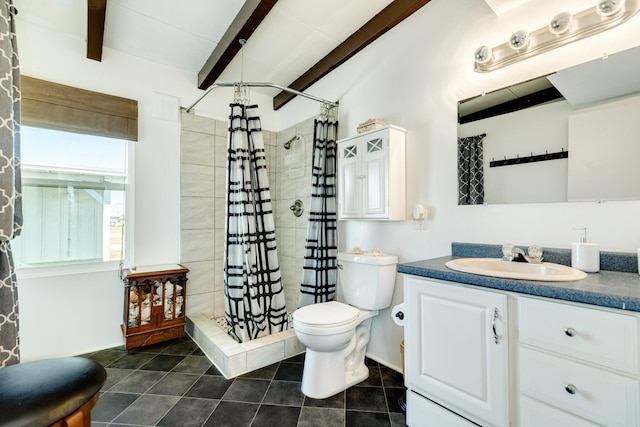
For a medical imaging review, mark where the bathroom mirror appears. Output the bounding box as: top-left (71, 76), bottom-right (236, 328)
top-left (457, 44), bottom-right (640, 205)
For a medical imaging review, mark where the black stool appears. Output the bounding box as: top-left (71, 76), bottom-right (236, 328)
top-left (0, 357), bottom-right (106, 427)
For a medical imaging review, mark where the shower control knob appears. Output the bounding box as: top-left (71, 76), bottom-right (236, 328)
top-left (290, 199), bottom-right (304, 217)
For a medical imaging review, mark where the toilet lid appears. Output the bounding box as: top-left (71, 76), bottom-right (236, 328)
top-left (294, 301), bottom-right (360, 327)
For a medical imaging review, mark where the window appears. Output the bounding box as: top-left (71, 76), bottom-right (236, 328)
top-left (16, 76), bottom-right (138, 270)
top-left (12, 126), bottom-right (130, 267)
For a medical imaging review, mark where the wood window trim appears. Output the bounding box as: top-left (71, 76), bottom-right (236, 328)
top-left (21, 76), bottom-right (138, 141)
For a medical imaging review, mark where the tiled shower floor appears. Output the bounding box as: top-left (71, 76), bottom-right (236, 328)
top-left (87, 337), bottom-right (407, 427)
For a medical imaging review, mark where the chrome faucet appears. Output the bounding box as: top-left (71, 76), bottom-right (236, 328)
top-left (511, 247), bottom-right (528, 262)
top-left (502, 243), bottom-right (543, 263)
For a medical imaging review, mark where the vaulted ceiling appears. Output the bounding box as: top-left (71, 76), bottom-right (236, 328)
top-left (17, 0), bottom-right (435, 109)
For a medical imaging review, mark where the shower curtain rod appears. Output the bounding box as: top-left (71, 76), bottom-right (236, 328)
top-left (184, 82), bottom-right (339, 113)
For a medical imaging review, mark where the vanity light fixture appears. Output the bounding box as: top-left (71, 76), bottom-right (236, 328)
top-left (474, 0), bottom-right (640, 72)
top-left (596, 0), bottom-right (625, 16)
top-left (549, 11), bottom-right (574, 35)
top-left (509, 30), bottom-right (530, 50)
top-left (474, 45), bottom-right (493, 64)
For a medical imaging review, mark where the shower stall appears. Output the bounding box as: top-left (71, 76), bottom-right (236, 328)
top-left (180, 110), bottom-right (326, 377)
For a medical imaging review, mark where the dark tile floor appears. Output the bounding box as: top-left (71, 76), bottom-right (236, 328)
top-left (86, 337), bottom-right (407, 427)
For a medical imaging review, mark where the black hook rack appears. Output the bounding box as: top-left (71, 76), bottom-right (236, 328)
top-left (489, 148), bottom-right (568, 168)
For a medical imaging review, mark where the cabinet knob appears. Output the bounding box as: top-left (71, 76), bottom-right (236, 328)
top-left (564, 327), bottom-right (576, 337)
top-left (564, 384), bottom-right (577, 394)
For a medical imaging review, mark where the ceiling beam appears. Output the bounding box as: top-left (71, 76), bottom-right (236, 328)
top-left (197, 0), bottom-right (279, 90)
top-left (87, 0), bottom-right (107, 61)
top-left (273, 0), bottom-right (432, 110)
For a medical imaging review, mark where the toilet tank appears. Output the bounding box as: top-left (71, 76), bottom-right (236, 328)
top-left (337, 251), bottom-right (398, 310)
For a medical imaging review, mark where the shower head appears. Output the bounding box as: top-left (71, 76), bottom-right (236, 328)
top-left (283, 135), bottom-right (300, 150)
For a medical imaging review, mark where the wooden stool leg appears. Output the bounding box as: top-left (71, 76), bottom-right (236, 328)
top-left (49, 393), bottom-right (99, 427)
top-left (62, 411), bottom-right (83, 427)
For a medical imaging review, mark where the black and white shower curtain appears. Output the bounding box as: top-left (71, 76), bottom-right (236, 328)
top-left (223, 103), bottom-right (288, 343)
top-left (457, 134), bottom-right (486, 205)
top-left (0, 0), bottom-right (22, 368)
top-left (298, 117), bottom-right (339, 308)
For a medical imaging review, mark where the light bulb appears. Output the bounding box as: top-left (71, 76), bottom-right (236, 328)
top-left (509, 30), bottom-right (530, 50)
top-left (474, 45), bottom-right (493, 64)
top-left (596, 0), bottom-right (625, 16)
top-left (549, 11), bottom-right (573, 34)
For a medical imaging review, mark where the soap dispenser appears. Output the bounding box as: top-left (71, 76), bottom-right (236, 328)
top-left (571, 228), bottom-right (599, 273)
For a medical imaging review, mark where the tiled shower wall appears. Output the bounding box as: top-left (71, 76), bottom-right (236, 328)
top-left (180, 111), bottom-right (316, 319)
top-left (273, 117), bottom-right (315, 312)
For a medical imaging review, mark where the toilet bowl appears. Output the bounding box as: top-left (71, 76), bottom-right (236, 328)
top-left (293, 301), bottom-right (377, 399)
top-left (293, 301), bottom-right (363, 350)
top-left (292, 250), bottom-right (398, 399)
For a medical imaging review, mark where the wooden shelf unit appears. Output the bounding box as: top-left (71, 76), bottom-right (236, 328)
top-left (121, 264), bottom-right (189, 353)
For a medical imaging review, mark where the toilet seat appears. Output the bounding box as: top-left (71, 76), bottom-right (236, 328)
top-left (293, 301), bottom-right (362, 335)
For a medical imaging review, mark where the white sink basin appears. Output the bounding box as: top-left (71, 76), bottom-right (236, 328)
top-left (445, 258), bottom-right (587, 282)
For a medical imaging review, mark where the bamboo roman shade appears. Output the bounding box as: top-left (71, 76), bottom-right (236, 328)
top-left (21, 76), bottom-right (138, 141)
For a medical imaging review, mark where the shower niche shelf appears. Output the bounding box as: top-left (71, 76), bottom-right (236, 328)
top-left (121, 264), bottom-right (189, 353)
top-left (337, 125), bottom-right (406, 220)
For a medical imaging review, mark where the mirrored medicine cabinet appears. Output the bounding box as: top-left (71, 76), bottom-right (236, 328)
top-left (457, 44), bottom-right (640, 205)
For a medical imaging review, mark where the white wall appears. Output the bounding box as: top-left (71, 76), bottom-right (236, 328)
top-left (18, 269), bottom-right (124, 361)
top-left (286, 0), bottom-right (640, 369)
top-left (15, 0), bottom-right (640, 368)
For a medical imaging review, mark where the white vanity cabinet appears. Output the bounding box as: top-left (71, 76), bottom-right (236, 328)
top-left (518, 296), bottom-right (640, 426)
top-left (404, 276), bottom-right (510, 427)
top-left (404, 272), bottom-right (640, 427)
top-left (337, 125), bottom-right (406, 220)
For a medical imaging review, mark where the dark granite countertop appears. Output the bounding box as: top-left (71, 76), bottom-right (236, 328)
top-left (398, 243), bottom-right (640, 313)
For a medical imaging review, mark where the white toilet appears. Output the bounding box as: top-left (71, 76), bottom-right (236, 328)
top-left (292, 250), bottom-right (398, 399)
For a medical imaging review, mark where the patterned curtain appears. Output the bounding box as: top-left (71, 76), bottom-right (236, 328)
top-left (298, 117), bottom-right (339, 308)
top-left (0, 0), bottom-right (22, 368)
top-left (223, 103), bottom-right (288, 343)
top-left (458, 133), bottom-right (486, 205)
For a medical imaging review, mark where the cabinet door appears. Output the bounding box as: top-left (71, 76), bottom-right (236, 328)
top-left (362, 132), bottom-right (388, 218)
top-left (405, 276), bottom-right (509, 427)
top-left (337, 126), bottom-right (405, 220)
top-left (337, 139), bottom-right (361, 218)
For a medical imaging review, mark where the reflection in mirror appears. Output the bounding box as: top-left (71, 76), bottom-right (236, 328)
top-left (457, 45), bottom-right (640, 205)
top-left (457, 134), bottom-right (486, 205)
